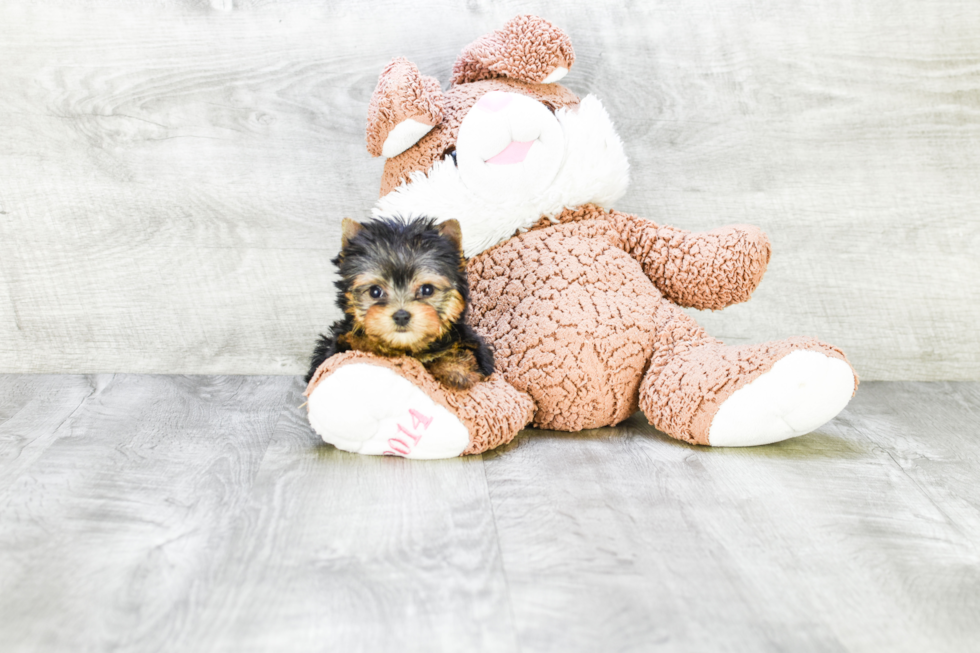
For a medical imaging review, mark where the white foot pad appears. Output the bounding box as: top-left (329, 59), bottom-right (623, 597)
top-left (708, 351), bottom-right (855, 447)
top-left (307, 364), bottom-right (470, 459)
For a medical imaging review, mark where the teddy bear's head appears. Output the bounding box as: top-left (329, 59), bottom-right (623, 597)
top-left (366, 15), bottom-right (631, 257)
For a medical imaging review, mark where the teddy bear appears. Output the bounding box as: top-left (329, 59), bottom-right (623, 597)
top-left (304, 15), bottom-right (857, 459)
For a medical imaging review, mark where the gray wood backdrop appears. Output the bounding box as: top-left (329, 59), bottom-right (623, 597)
top-left (1, 0), bottom-right (978, 379)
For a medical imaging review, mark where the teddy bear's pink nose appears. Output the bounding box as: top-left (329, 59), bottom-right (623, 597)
top-left (476, 92), bottom-right (513, 112)
top-left (486, 140), bottom-right (535, 165)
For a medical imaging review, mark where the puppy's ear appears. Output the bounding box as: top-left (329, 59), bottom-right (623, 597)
top-left (341, 218), bottom-right (364, 248)
top-left (437, 219), bottom-right (463, 253)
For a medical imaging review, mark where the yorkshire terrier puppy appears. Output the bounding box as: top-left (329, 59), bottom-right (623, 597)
top-left (304, 215), bottom-right (494, 390)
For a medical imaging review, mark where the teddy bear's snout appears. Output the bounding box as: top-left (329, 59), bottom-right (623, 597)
top-left (455, 91), bottom-right (565, 200)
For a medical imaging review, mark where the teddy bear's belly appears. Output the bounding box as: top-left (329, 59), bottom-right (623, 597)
top-left (468, 232), bottom-right (664, 431)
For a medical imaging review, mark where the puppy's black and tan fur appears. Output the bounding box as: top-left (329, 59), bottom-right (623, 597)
top-left (305, 215), bottom-right (494, 389)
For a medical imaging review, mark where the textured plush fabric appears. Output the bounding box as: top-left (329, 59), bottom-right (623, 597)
top-left (366, 57), bottom-right (445, 158)
top-left (468, 214), bottom-right (661, 430)
top-left (378, 77), bottom-right (579, 196)
top-left (305, 351), bottom-right (534, 455)
top-left (466, 205), bottom-right (781, 431)
top-left (608, 214), bottom-right (772, 311)
top-left (641, 337), bottom-right (854, 445)
top-left (316, 16), bottom-right (857, 454)
top-left (373, 94), bottom-right (630, 258)
top-left (538, 205), bottom-right (773, 310)
top-left (451, 14), bottom-right (575, 85)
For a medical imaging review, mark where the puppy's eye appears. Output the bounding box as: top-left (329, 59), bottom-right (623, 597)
top-left (369, 285), bottom-right (384, 299)
top-left (418, 284), bottom-right (435, 297)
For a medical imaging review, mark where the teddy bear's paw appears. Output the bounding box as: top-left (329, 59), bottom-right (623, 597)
top-left (708, 350), bottom-right (855, 447)
top-left (306, 364), bottom-right (470, 459)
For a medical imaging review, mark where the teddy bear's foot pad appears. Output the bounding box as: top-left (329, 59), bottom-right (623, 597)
top-left (307, 364), bottom-right (469, 458)
top-left (708, 350), bottom-right (855, 447)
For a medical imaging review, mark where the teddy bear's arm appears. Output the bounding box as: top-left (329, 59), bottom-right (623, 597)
top-left (608, 210), bottom-right (772, 310)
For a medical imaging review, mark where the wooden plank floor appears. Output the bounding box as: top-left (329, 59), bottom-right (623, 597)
top-left (1, 376), bottom-right (978, 652)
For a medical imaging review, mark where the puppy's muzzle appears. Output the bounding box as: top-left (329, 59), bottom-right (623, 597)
top-left (392, 309), bottom-right (411, 327)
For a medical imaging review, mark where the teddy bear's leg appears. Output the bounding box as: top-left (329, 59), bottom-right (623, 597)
top-left (305, 351), bottom-right (534, 458)
top-left (638, 305), bottom-right (857, 446)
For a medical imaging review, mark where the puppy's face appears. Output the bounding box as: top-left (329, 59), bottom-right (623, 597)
top-left (350, 269), bottom-right (464, 352)
top-left (337, 217), bottom-right (467, 353)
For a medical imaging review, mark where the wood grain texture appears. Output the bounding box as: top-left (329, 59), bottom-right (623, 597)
top-left (0, 374), bottom-right (292, 652)
top-left (172, 379), bottom-right (518, 653)
top-left (483, 384), bottom-right (980, 652)
top-left (0, 374), bottom-right (518, 653)
top-left (0, 375), bottom-right (103, 493)
top-left (0, 1), bottom-right (978, 378)
top-left (1, 375), bottom-right (980, 651)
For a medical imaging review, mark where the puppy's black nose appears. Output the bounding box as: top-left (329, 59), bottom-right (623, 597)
top-left (392, 309), bottom-right (411, 327)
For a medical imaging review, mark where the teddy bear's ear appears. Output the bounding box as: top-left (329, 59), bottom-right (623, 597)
top-left (366, 57), bottom-right (446, 158)
top-left (451, 15), bottom-right (575, 86)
